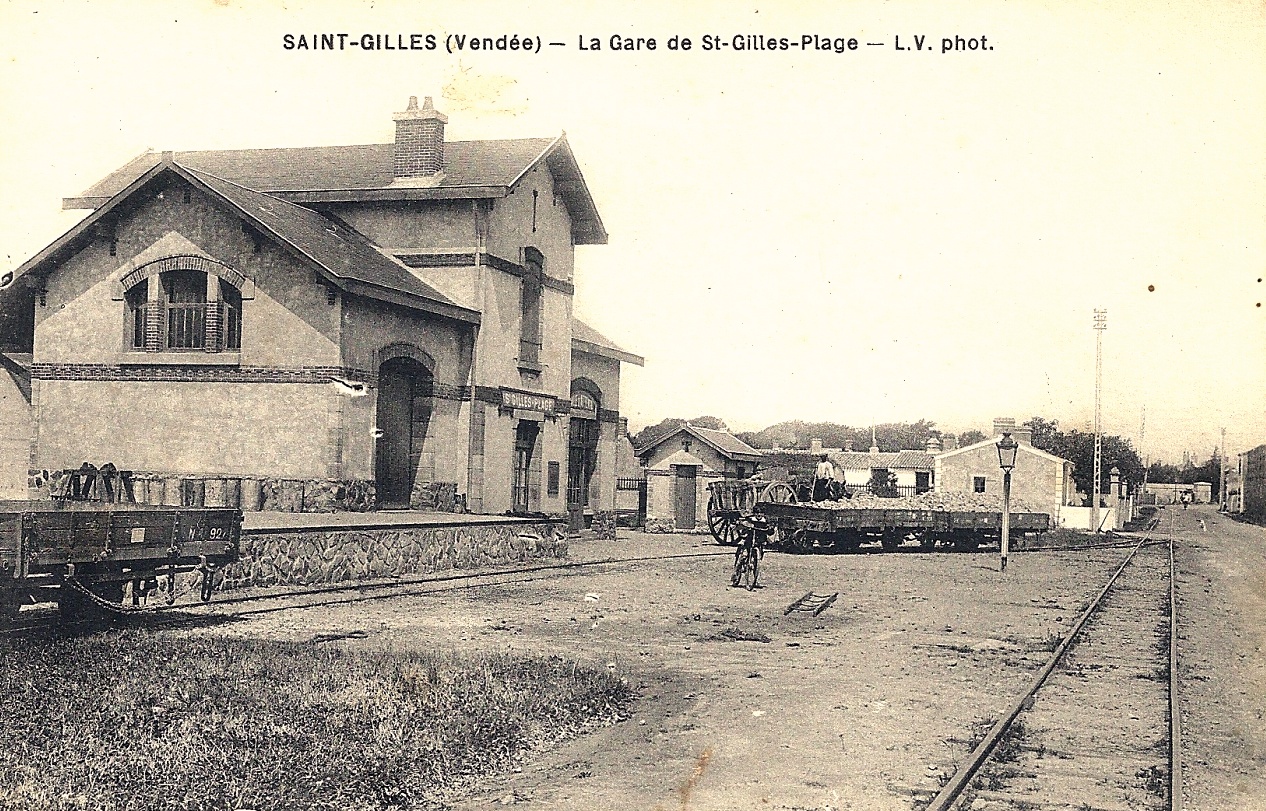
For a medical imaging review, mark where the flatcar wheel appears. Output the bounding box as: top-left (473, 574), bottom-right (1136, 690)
top-left (792, 530), bottom-right (815, 554)
top-left (918, 533), bottom-right (936, 552)
top-left (880, 533), bottom-right (901, 552)
top-left (758, 482), bottom-right (797, 504)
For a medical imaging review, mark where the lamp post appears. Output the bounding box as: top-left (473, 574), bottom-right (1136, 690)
top-left (996, 431), bottom-right (1019, 572)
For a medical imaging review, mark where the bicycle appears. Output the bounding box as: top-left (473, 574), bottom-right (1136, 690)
top-left (731, 514), bottom-right (773, 591)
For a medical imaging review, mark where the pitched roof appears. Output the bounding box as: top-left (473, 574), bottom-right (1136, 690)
top-left (935, 436), bottom-right (1073, 467)
top-left (824, 450), bottom-right (934, 470)
top-left (572, 317), bottom-right (644, 366)
top-left (71, 141), bottom-right (552, 199)
top-left (638, 424), bottom-right (763, 461)
top-left (13, 160), bottom-right (480, 325)
top-left (893, 450), bottom-right (936, 469)
top-left (65, 136), bottom-right (607, 244)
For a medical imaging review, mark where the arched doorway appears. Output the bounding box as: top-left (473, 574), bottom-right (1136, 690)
top-left (374, 356), bottom-right (433, 509)
top-left (567, 383), bottom-right (601, 529)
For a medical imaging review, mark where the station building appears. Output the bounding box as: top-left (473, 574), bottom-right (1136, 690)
top-left (0, 97), bottom-right (642, 518)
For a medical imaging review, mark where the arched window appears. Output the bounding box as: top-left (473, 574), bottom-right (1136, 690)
top-left (125, 266), bottom-right (242, 352)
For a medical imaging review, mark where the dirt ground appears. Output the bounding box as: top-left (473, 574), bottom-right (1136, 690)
top-left (189, 529), bottom-right (1156, 810)
top-left (180, 508), bottom-right (1266, 810)
top-left (1170, 506), bottom-right (1266, 810)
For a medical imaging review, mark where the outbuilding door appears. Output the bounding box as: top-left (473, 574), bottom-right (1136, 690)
top-left (674, 465), bottom-right (697, 530)
top-left (375, 357), bottom-right (432, 509)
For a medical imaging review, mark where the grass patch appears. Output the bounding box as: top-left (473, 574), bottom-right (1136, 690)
top-left (0, 630), bottom-right (633, 810)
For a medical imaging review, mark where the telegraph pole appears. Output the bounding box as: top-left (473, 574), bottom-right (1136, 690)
top-left (1140, 404), bottom-right (1148, 502)
top-left (1220, 427), bottom-right (1227, 509)
top-left (1092, 310), bottom-right (1107, 533)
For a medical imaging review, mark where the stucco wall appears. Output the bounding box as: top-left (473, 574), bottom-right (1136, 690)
top-left (324, 200), bottom-right (475, 252)
top-left (0, 369), bottom-right (31, 498)
top-left (487, 163), bottom-right (575, 283)
top-left (34, 379), bottom-right (332, 477)
top-left (35, 179), bottom-right (340, 367)
top-left (339, 295), bottom-right (475, 484)
top-left (1242, 445), bottom-right (1266, 518)
top-left (643, 433), bottom-right (728, 473)
top-left (645, 467), bottom-right (722, 531)
top-left (935, 444), bottom-right (1070, 518)
top-left (572, 351), bottom-right (621, 414)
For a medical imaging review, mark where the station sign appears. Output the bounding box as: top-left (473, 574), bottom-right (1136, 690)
top-left (500, 388), bottom-right (554, 415)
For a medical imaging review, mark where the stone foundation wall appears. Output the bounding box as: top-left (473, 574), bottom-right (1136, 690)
top-left (219, 520), bottom-right (566, 590)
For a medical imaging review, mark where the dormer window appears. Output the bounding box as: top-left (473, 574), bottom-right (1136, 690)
top-left (125, 269), bottom-right (242, 352)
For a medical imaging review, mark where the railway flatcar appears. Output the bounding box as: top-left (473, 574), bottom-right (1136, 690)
top-left (0, 465), bottom-right (241, 623)
top-left (706, 478), bottom-right (1050, 553)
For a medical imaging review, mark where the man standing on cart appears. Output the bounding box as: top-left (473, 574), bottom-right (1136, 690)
top-left (813, 454), bottom-right (836, 502)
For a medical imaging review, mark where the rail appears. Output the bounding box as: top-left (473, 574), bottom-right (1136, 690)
top-left (923, 528), bottom-right (1176, 811)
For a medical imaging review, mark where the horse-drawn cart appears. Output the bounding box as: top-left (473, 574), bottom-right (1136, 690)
top-left (706, 478), bottom-right (796, 545)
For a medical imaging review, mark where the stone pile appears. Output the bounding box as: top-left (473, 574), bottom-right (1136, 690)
top-left (802, 491), bottom-right (1042, 513)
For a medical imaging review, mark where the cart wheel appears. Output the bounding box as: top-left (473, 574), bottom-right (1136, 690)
top-left (707, 501), bottom-right (738, 546)
top-left (759, 482), bottom-right (797, 504)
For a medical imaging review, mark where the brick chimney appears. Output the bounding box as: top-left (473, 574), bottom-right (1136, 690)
top-left (992, 417), bottom-right (1017, 437)
top-left (393, 95), bottom-right (447, 180)
top-left (810, 438), bottom-right (823, 454)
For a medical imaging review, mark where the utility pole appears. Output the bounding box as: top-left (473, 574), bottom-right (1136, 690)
top-left (1092, 309), bottom-right (1107, 533)
top-left (1140, 405), bottom-right (1148, 503)
top-left (1220, 427), bottom-right (1227, 509)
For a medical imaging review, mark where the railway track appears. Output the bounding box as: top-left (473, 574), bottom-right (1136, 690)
top-left (0, 547), bottom-right (735, 635)
top-left (3, 537), bottom-right (1172, 636)
top-left (924, 535), bottom-right (1180, 811)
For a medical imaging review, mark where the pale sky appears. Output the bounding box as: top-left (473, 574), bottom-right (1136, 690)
top-left (2, 0), bottom-right (1263, 462)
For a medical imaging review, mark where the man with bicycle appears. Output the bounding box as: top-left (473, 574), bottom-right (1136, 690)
top-left (731, 512), bottom-right (775, 590)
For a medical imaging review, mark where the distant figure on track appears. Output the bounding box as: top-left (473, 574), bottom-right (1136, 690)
top-left (813, 454), bottom-right (836, 502)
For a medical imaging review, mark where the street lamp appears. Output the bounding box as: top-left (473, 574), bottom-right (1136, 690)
top-left (996, 432), bottom-right (1019, 572)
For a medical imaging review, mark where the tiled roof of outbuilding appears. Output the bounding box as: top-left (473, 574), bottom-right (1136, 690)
top-left (637, 424), bottom-right (763, 462)
top-left (690, 426), bottom-right (763, 459)
top-left (827, 451), bottom-right (934, 470)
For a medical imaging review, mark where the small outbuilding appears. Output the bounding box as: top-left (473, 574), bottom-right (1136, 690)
top-left (636, 425), bottom-right (763, 531)
top-left (934, 419), bottom-right (1075, 523)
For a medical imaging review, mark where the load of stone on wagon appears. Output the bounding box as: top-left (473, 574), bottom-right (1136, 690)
top-left (707, 478), bottom-right (1049, 553)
